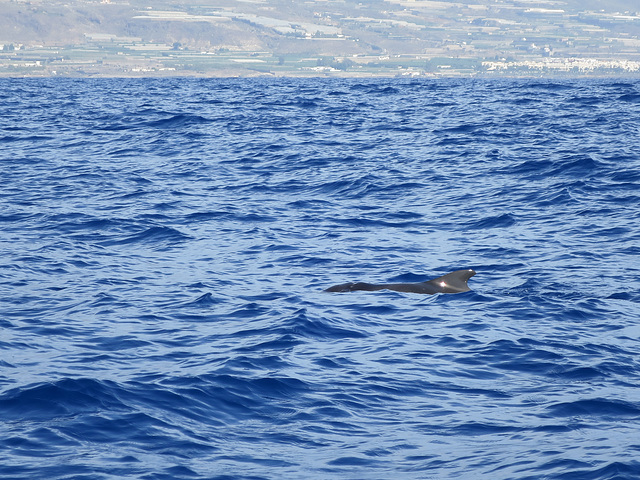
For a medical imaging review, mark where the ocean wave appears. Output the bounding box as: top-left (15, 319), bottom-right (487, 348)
top-left (1, 77), bottom-right (640, 480)
top-left (99, 226), bottom-right (191, 247)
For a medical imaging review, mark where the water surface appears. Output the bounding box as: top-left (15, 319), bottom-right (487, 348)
top-left (1, 77), bottom-right (639, 479)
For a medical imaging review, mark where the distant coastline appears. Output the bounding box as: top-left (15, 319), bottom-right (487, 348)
top-left (2, 0), bottom-right (640, 78)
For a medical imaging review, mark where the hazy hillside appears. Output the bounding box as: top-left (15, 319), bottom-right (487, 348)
top-left (2, 0), bottom-right (640, 76)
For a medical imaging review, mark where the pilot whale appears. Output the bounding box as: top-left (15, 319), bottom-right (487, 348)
top-left (325, 269), bottom-right (476, 294)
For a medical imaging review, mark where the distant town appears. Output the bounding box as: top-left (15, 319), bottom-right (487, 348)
top-left (2, 0), bottom-right (640, 77)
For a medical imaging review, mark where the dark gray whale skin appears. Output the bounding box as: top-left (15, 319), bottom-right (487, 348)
top-left (325, 269), bottom-right (476, 294)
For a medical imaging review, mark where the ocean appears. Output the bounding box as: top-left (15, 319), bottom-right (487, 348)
top-left (1, 77), bottom-right (639, 480)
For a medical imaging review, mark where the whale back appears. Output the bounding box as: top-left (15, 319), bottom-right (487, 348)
top-left (325, 269), bottom-right (476, 294)
top-left (325, 282), bottom-right (383, 293)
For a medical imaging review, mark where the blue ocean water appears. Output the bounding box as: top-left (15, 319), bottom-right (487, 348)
top-left (1, 76), bottom-right (639, 480)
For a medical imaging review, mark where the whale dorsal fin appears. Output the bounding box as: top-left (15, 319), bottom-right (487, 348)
top-left (424, 269), bottom-right (476, 293)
